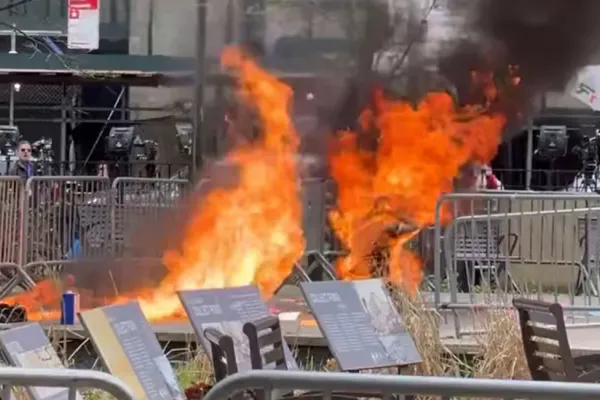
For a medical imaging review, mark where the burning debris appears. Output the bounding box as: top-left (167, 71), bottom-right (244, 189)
top-left (328, 88), bottom-right (505, 292)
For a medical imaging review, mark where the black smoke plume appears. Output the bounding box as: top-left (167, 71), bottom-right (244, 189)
top-left (441, 0), bottom-right (600, 112)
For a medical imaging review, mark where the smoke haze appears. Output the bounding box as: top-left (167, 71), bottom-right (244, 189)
top-left (441, 0), bottom-right (600, 109)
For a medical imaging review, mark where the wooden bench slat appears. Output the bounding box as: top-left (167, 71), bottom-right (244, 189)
top-left (527, 324), bottom-right (561, 341)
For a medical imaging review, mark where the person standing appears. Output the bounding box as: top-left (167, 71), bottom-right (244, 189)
top-left (9, 140), bottom-right (35, 179)
top-left (477, 164), bottom-right (503, 190)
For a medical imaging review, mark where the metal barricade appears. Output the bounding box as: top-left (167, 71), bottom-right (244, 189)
top-left (0, 366), bottom-right (135, 399)
top-left (0, 177), bottom-right (24, 265)
top-left (433, 191), bottom-right (600, 336)
top-left (111, 177), bottom-right (189, 258)
top-left (21, 176), bottom-right (112, 280)
top-left (204, 369), bottom-right (600, 400)
top-left (0, 262), bottom-right (35, 300)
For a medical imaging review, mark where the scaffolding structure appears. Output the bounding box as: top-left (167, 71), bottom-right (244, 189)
top-left (0, 27), bottom-right (196, 175)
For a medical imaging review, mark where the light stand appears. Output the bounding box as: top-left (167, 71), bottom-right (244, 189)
top-left (536, 125), bottom-right (568, 190)
top-left (0, 125), bottom-right (19, 175)
top-left (105, 126), bottom-right (135, 177)
top-left (176, 123), bottom-right (193, 156)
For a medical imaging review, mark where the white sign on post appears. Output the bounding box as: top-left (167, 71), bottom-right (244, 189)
top-left (569, 66), bottom-right (600, 111)
top-left (67, 0), bottom-right (100, 50)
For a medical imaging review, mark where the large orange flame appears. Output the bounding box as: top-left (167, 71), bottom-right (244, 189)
top-left (136, 47), bottom-right (305, 320)
top-left (5, 47), bottom-right (305, 321)
top-left (328, 89), bottom-right (506, 292)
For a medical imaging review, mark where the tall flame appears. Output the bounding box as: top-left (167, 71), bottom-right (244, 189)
top-left (5, 47), bottom-right (305, 321)
top-left (328, 89), bottom-right (506, 292)
top-left (136, 47), bottom-right (305, 320)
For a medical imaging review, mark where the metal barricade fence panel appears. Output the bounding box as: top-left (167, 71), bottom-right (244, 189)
top-left (433, 192), bottom-right (600, 335)
top-left (0, 366), bottom-right (135, 400)
top-left (203, 369), bottom-right (600, 400)
top-left (0, 177), bottom-right (24, 265)
top-left (22, 176), bottom-right (112, 273)
top-left (111, 177), bottom-right (189, 259)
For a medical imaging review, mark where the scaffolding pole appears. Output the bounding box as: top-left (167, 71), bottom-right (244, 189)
top-left (60, 84), bottom-right (67, 174)
top-left (192, 0), bottom-right (208, 182)
top-left (526, 118), bottom-right (534, 190)
top-left (8, 82), bottom-right (14, 126)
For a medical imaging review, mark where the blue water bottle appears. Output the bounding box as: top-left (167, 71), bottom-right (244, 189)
top-left (60, 291), bottom-right (79, 325)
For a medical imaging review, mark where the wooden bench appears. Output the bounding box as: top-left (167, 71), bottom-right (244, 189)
top-left (513, 298), bottom-right (600, 382)
top-left (204, 327), bottom-right (239, 382)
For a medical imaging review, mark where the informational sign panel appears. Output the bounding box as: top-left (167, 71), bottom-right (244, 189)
top-left (80, 302), bottom-right (184, 400)
top-left (67, 0), bottom-right (100, 50)
top-left (178, 285), bottom-right (298, 372)
top-left (300, 279), bottom-right (421, 371)
top-left (0, 323), bottom-right (82, 400)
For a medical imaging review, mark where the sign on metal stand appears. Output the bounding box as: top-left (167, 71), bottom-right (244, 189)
top-left (80, 302), bottom-right (185, 400)
top-left (178, 286), bottom-right (298, 372)
top-left (300, 279), bottom-right (421, 371)
top-left (0, 323), bottom-right (83, 400)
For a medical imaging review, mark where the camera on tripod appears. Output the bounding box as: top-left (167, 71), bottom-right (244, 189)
top-left (31, 137), bottom-right (53, 160)
top-left (569, 124), bottom-right (600, 192)
top-left (131, 136), bottom-right (158, 162)
top-left (573, 123), bottom-right (599, 168)
top-left (31, 137), bottom-right (55, 175)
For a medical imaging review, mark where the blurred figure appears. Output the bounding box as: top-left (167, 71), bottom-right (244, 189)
top-left (97, 163), bottom-right (109, 178)
top-left (9, 140), bottom-right (34, 179)
top-left (476, 164), bottom-right (503, 190)
top-left (455, 164), bottom-right (479, 192)
top-left (456, 163), bottom-right (503, 191)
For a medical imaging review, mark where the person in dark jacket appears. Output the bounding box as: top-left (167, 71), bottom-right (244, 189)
top-left (9, 140), bottom-right (34, 179)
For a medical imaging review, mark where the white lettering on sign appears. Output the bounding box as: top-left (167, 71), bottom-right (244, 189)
top-left (113, 320), bottom-right (138, 335)
top-left (309, 292), bottom-right (342, 303)
top-left (192, 304), bottom-right (223, 317)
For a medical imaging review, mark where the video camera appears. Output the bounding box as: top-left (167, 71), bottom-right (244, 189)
top-left (31, 137), bottom-right (53, 160)
top-left (31, 137), bottom-right (55, 175)
top-left (131, 136), bottom-right (157, 160)
top-left (573, 124), bottom-right (600, 178)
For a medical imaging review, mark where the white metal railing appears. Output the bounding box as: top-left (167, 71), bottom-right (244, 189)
top-left (0, 367), bottom-right (135, 400)
top-left (203, 370), bottom-right (600, 400)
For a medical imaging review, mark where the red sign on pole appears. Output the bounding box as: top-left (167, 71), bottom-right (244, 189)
top-left (67, 0), bottom-right (100, 50)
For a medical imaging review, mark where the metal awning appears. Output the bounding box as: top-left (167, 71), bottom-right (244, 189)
top-left (0, 52), bottom-right (355, 86)
top-left (0, 53), bottom-right (195, 86)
